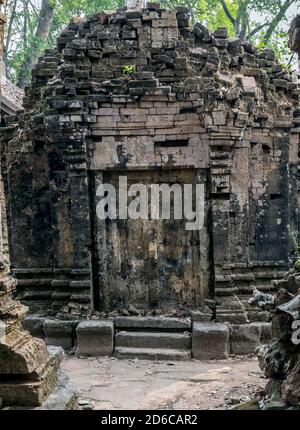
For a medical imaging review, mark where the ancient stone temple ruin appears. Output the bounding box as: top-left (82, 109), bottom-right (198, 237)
top-left (0, 4), bottom-right (299, 360)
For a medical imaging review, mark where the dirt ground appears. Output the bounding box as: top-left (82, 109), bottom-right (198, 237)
top-left (61, 355), bottom-right (265, 410)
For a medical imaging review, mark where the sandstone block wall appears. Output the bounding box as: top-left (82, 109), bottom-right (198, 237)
top-left (0, 5), bottom-right (299, 322)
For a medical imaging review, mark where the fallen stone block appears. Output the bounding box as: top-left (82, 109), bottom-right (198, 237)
top-left (192, 323), bottom-right (229, 360)
top-left (76, 320), bottom-right (114, 356)
top-left (240, 76), bottom-right (257, 95)
top-left (189, 310), bottom-right (211, 323)
top-left (214, 28), bottom-right (228, 39)
top-left (230, 323), bottom-right (269, 355)
top-left (43, 319), bottom-right (75, 350)
top-left (23, 314), bottom-right (45, 339)
top-left (212, 37), bottom-right (228, 49)
top-left (115, 331), bottom-right (191, 350)
top-left (115, 347), bottom-right (191, 361)
top-left (115, 316), bottom-right (191, 331)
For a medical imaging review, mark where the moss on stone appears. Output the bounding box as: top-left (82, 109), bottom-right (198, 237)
top-left (294, 259), bottom-right (300, 272)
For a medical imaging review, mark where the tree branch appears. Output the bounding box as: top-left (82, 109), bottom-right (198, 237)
top-left (286, 52), bottom-right (295, 68)
top-left (219, 0), bottom-right (236, 26)
top-left (28, 0), bottom-right (39, 18)
top-left (263, 0), bottom-right (296, 43)
top-left (4, 0), bottom-right (18, 66)
top-left (248, 22), bottom-right (270, 39)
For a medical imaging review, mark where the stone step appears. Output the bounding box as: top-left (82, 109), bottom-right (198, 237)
top-left (35, 371), bottom-right (78, 410)
top-left (5, 371), bottom-right (78, 410)
top-left (115, 347), bottom-right (191, 361)
top-left (114, 316), bottom-right (191, 331)
top-left (115, 331), bottom-right (191, 350)
top-left (0, 346), bottom-right (64, 407)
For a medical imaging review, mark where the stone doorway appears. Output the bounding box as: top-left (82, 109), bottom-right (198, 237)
top-left (89, 169), bottom-right (210, 312)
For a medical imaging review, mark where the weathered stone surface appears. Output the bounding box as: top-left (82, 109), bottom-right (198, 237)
top-left (214, 28), bottom-right (228, 39)
top-left (0, 5), bottom-right (298, 328)
top-left (257, 268), bottom-right (300, 409)
top-left (260, 323), bottom-right (273, 344)
top-left (23, 314), bottom-right (45, 339)
top-left (281, 354), bottom-right (300, 405)
top-left (76, 320), bottom-right (114, 356)
top-left (5, 368), bottom-right (78, 410)
top-left (43, 319), bottom-right (75, 349)
top-left (0, 0), bottom-right (77, 405)
top-left (289, 15), bottom-right (300, 52)
top-left (192, 323), bottom-right (229, 360)
top-left (115, 347), bottom-right (191, 361)
top-left (189, 310), bottom-right (212, 323)
top-left (0, 258), bottom-right (65, 408)
top-left (0, 346), bottom-right (63, 407)
top-left (115, 331), bottom-right (191, 349)
top-left (240, 76), bottom-right (257, 95)
top-left (34, 370), bottom-right (78, 410)
top-left (230, 323), bottom-right (271, 355)
top-left (115, 316), bottom-right (191, 331)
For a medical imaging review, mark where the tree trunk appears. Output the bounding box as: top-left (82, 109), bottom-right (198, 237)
top-left (235, 0), bottom-right (249, 41)
top-left (17, 0), bottom-right (54, 89)
top-left (4, 0), bottom-right (18, 70)
top-left (239, 13), bottom-right (248, 40)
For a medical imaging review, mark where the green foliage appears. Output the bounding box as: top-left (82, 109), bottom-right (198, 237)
top-left (5, 0), bottom-right (124, 83)
top-left (4, 3), bottom-right (41, 82)
top-left (259, 30), bottom-right (295, 69)
top-left (122, 65), bottom-right (136, 74)
top-left (289, 229), bottom-right (300, 259)
top-left (197, 0), bottom-right (237, 35)
top-left (288, 230), bottom-right (300, 272)
top-left (248, 0), bottom-right (281, 14)
top-left (52, 0), bottom-right (124, 30)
